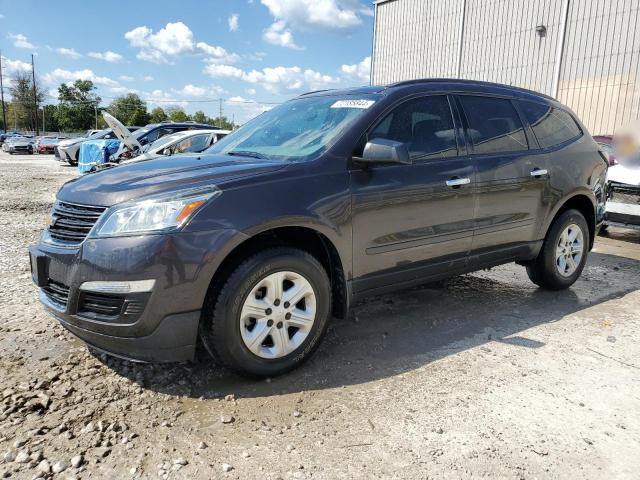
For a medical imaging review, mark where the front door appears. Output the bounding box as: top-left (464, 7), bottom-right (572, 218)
top-left (350, 94), bottom-right (476, 294)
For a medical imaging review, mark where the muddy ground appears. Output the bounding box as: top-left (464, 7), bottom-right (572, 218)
top-left (0, 153), bottom-right (639, 479)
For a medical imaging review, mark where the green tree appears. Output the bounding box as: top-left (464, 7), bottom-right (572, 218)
top-left (42, 104), bottom-right (60, 133)
top-left (192, 110), bottom-right (207, 124)
top-left (166, 106), bottom-right (191, 123)
top-left (55, 80), bottom-right (101, 132)
top-left (9, 71), bottom-right (45, 131)
top-left (107, 93), bottom-right (149, 126)
top-left (149, 107), bottom-right (167, 123)
top-left (209, 116), bottom-right (235, 130)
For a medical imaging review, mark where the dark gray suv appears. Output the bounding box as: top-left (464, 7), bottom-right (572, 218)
top-left (29, 79), bottom-right (608, 377)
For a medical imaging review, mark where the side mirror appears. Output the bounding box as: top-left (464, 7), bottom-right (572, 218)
top-left (357, 138), bottom-right (411, 165)
top-left (162, 148), bottom-right (172, 156)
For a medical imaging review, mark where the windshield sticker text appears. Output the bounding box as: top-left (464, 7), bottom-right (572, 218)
top-left (330, 99), bottom-right (375, 109)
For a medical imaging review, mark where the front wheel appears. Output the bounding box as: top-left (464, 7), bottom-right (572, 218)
top-left (526, 209), bottom-right (589, 290)
top-left (200, 248), bottom-right (332, 378)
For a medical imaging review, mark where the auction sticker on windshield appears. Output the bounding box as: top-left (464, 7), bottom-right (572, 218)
top-left (330, 99), bottom-right (376, 109)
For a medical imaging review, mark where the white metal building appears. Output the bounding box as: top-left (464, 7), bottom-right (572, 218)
top-left (371, 0), bottom-right (640, 135)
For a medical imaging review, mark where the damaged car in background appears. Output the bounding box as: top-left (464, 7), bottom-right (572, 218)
top-left (122, 128), bottom-right (230, 164)
top-left (604, 122), bottom-right (640, 230)
top-left (55, 128), bottom-right (135, 165)
top-left (101, 112), bottom-right (213, 163)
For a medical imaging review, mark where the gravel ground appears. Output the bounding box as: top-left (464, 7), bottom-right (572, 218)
top-left (1, 152), bottom-right (639, 480)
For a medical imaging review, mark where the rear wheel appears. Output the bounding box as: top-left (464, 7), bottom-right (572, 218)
top-left (526, 209), bottom-right (589, 290)
top-left (200, 247), bottom-right (332, 378)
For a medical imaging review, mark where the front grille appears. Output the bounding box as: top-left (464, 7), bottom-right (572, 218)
top-left (54, 147), bottom-right (62, 159)
top-left (79, 292), bottom-right (125, 317)
top-left (42, 280), bottom-right (70, 307)
top-left (48, 201), bottom-right (107, 246)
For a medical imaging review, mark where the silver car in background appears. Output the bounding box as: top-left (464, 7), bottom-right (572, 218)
top-left (2, 136), bottom-right (35, 154)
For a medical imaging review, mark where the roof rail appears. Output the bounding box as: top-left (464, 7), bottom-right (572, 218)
top-left (388, 78), bottom-right (555, 101)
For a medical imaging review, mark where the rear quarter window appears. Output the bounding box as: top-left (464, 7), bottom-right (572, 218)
top-left (517, 101), bottom-right (582, 149)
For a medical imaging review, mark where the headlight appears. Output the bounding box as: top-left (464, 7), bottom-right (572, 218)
top-left (92, 186), bottom-right (221, 237)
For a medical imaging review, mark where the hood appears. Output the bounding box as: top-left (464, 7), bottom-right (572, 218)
top-left (11, 139), bottom-right (33, 146)
top-left (57, 153), bottom-right (287, 206)
top-left (58, 137), bottom-right (85, 148)
top-left (102, 112), bottom-right (141, 150)
top-left (607, 161), bottom-right (640, 186)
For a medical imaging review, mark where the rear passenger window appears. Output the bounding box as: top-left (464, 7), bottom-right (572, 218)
top-left (517, 102), bottom-right (582, 149)
top-left (459, 96), bottom-right (528, 154)
top-left (369, 95), bottom-right (458, 160)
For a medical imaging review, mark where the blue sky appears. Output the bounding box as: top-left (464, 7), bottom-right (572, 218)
top-left (0, 0), bottom-right (374, 122)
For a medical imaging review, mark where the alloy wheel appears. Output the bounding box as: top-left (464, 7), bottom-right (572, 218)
top-left (555, 223), bottom-right (584, 277)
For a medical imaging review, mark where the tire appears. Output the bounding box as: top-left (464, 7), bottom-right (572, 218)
top-left (526, 209), bottom-right (590, 290)
top-left (200, 247), bottom-right (332, 378)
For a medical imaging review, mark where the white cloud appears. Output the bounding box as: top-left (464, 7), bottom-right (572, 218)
top-left (340, 56), bottom-right (371, 83)
top-left (119, 75), bottom-right (135, 82)
top-left (124, 21), bottom-right (241, 67)
top-left (141, 75), bottom-right (154, 82)
top-left (246, 88), bottom-right (257, 95)
top-left (196, 42), bottom-right (240, 64)
top-left (263, 21), bottom-right (301, 49)
top-left (1, 56), bottom-right (31, 75)
top-left (204, 64), bottom-right (245, 79)
top-left (43, 68), bottom-right (120, 88)
top-left (125, 22), bottom-right (195, 63)
top-left (260, 0), bottom-right (371, 48)
top-left (88, 51), bottom-right (123, 63)
top-left (53, 47), bottom-right (81, 59)
top-left (205, 63), bottom-right (338, 95)
top-left (8, 33), bottom-right (36, 49)
top-left (141, 89), bottom-right (189, 110)
top-left (110, 86), bottom-right (138, 95)
top-left (172, 84), bottom-right (226, 98)
top-left (228, 14), bottom-right (239, 32)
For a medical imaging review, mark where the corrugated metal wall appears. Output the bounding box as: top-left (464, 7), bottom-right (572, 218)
top-left (371, 0), bottom-right (640, 134)
top-left (371, 0), bottom-right (464, 83)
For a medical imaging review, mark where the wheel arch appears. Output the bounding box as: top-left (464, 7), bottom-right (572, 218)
top-left (203, 224), bottom-right (349, 320)
top-left (544, 191), bottom-right (596, 249)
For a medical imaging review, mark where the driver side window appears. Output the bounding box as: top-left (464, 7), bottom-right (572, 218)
top-left (368, 95), bottom-right (458, 161)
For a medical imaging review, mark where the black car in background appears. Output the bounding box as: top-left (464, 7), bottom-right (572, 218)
top-left (30, 79), bottom-right (607, 378)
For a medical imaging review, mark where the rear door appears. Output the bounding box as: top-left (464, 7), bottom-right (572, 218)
top-left (456, 95), bottom-right (551, 262)
top-left (351, 94), bottom-right (476, 293)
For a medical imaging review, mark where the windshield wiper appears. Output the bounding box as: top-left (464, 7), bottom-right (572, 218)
top-left (227, 150), bottom-right (267, 159)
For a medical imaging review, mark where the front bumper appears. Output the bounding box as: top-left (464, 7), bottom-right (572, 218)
top-left (29, 228), bottom-right (243, 362)
top-left (605, 182), bottom-right (640, 227)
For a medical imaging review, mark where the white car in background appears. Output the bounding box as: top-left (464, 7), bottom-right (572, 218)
top-left (55, 129), bottom-right (119, 165)
top-left (2, 136), bottom-right (35, 154)
top-left (122, 129), bottom-right (230, 163)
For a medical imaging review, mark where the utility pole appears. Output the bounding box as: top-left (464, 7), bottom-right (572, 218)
top-left (94, 106), bottom-right (98, 129)
top-left (218, 98), bottom-right (223, 121)
top-left (31, 54), bottom-right (39, 136)
top-left (42, 108), bottom-right (45, 133)
top-left (0, 51), bottom-right (7, 133)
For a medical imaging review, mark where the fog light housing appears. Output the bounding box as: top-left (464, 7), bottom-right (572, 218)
top-left (79, 280), bottom-right (155, 294)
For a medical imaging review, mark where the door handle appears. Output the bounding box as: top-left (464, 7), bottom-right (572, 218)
top-left (530, 168), bottom-right (548, 177)
top-left (446, 177), bottom-right (471, 187)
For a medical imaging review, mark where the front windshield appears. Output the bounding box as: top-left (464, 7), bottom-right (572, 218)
top-left (133, 126), bottom-right (154, 139)
top-left (149, 132), bottom-right (184, 151)
top-left (206, 94), bottom-right (381, 161)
